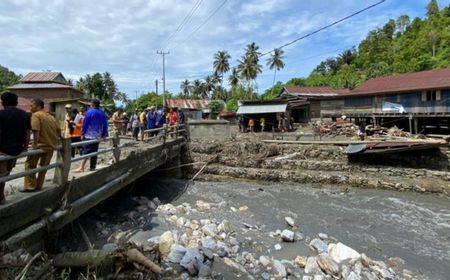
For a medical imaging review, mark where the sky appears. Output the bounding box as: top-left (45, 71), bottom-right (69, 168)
top-left (1, 0), bottom-right (448, 99)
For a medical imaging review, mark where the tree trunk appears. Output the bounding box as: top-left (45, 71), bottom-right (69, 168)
top-left (271, 69), bottom-right (277, 97)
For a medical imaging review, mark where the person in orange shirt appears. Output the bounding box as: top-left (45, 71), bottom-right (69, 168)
top-left (71, 106), bottom-right (85, 157)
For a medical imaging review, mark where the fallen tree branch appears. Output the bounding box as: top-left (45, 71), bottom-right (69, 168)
top-left (52, 250), bottom-right (112, 267)
top-left (124, 248), bottom-right (163, 274)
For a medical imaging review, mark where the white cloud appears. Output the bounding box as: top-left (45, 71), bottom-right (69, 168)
top-left (0, 0), bottom-right (444, 96)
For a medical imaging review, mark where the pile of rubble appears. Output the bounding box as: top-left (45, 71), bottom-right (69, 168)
top-left (314, 121), bottom-right (412, 139)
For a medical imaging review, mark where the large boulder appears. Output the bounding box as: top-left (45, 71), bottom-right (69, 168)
top-left (328, 242), bottom-right (360, 264)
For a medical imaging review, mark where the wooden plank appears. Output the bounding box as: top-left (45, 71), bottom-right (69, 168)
top-left (261, 139), bottom-right (447, 145)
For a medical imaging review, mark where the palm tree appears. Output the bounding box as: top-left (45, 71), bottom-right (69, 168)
top-left (228, 67), bottom-right (239, 89)
top-left (213, 50), bottom-right (231, 87)
top-left (204, 75), bottom-right (216, 98)
top-left (180, 79), bottom-right (192, 98)
top-left (266, 48), bottom-right (285, 96)
top-left (238, 42), bottom-right (262, 98)
top-left (192, 79), bottom-right (202, 99)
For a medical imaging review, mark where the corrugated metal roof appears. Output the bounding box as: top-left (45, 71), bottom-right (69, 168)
top-left (9, 83), bottom-right (73, 89)
top-left (282, 86), bottom-right (349, 97)
top-left (20, 72), bottom-right (67, 84)
top-left (237, 104), bottom-right (287, 114)
top-left (349, 68), bottom-right (450, 96)
top-left (165, 99), bottom-right (209, 109)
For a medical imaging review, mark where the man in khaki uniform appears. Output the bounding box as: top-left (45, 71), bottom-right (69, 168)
top-left (111, 108), bottom-right (124, 134)
top-left (24, 99), bottom-right (60, 191)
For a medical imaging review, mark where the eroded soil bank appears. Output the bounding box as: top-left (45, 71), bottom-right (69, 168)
top-left (189, 138), bottom-right (450, 196)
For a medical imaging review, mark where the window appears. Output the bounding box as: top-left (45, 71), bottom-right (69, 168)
top-left (422, 90), bottom-right (441, 101)
top-left (426, 90), bottom-right (437, 101)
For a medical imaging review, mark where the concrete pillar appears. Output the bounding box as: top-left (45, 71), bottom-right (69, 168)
top-left (53, 138), bottom-right (71, 185)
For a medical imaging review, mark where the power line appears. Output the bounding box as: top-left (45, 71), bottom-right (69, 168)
top-left (259, 0), bottom-right (386, 57)
top-left (163, 0), bottom-right (203, 49)
top-left (170, 0), bottom-right (228, 51)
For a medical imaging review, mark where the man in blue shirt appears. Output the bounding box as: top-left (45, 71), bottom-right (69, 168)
top-left (146, 106), bottom-right (157, 136)
top-left (74, 99), bottom-right (108, 172)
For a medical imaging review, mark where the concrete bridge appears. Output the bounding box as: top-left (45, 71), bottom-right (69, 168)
top-left (0, 125), bottom-right (189, 253)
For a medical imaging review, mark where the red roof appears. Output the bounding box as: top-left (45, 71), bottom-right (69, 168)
top-left (282, 86), bottom-right (349, 97)
top-left (165, 99), bottom-right (209, 109)
top-left (350, 68), bottom-right (450, 96)
top-left (20, 72), bottom-right (68, 85)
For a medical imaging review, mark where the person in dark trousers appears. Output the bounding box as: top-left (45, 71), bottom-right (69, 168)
top-left (0, 92), bottom-right (31, 203)
top-left (74, 99), bottom-right (108, 172)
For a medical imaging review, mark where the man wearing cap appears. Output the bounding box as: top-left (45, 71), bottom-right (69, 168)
top-left (74, 99), bottom-right (108, 172)
top-left (63, 104), bottom-right (73, 138)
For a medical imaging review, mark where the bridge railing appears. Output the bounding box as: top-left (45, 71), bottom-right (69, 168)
top-left (0, 123), bottom-right (187, 186)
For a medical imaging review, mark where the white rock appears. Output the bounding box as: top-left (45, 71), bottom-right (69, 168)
top-left (201, 236), bottom-right (217, 250)
top-left (196, 200), bottom-right (211, 210)
top-left (167, 245), bottom-right (187, 263)
top-left (180, 248), bottom-right (204, 273)
top-left (316, 253), bottom-right (341, 278)
top-left (230, 206), bottom-right (237, 212)
top-left (302, 276), bottom-right (313, 280)
top-left (328, 242), bottom-right (361, 264)
top-left (318, 233), bottom-right (328, 240)
top-left (304, 257), bottom-right (319, 274)
top-left (218, 219), bottom-right (234, 233)
top-left (239, 205), bottom-right (249, 211)
top-left (309, 238), bottom-right (328, 253)
top-left (176, 217), bottom-right (186, 227)
top-left (281, 229), bottom-right (295, 242)
top-left (202, 224), bottom-right (218, 236)
top-left (285, 216), bottom-right (295, 227)
top-left (274, 244), bottom-right (282, 250)
top-left (273, 259), bottom-right (287, 277)
top-left (294, 256), bottom-right (307, 268)
top-left (159, 231), bottom-right (174, 257)
top-left (259, 255), bottom-right (271, 267)
top-left (347, 271), bottom-right (362, 280)
top-left (313, 275), bottom-right (324, 280)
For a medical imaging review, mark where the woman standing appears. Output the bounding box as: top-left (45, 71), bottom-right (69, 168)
top-left (71, 106), bottom-right (85, 157)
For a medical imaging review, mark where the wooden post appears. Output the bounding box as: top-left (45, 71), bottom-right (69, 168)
top-left (414, 117), bottom-right (419, 134)
top-left (112, 132), bottom-right (121, 163)
top-left (409, 114), bottom-right (413, 134)
top-left (53, 138), bottom-right (72, 186)
top-left (163, 126), bottom-right (167, 145)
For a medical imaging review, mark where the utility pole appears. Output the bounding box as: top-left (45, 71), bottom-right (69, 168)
top-left (157, 51), bottom-right (169, 107)
top-left (155, 79), bottom-right (158, 95)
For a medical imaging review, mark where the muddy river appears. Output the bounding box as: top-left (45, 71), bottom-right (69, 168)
top-left (66, 178), bottom-right (450, 279)
top-left (152, 179), bottom-right (450, 279)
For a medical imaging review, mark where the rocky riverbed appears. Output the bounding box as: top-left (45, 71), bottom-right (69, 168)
top-left (46, 177), bottom-right (449, 280)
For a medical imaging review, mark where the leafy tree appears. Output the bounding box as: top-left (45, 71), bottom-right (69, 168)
top-left (427, 0), bottom-right (440, 17)
top-left (0, 65), bottom-right (21, 92)
top-left (208, 100), bottom-right (225, 119)
top-left (135, 91), bottom-right (171, 110)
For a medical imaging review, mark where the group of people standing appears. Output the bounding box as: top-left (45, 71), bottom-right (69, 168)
top-left (127, 106), bottom-right (178, 141)
top-left (0, 94), bottom-right (109, 204)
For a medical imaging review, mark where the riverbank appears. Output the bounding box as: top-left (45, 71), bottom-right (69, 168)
top-left (189, 136), bottom-right (450, 196)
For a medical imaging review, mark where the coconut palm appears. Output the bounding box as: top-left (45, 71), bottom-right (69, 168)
top-left (266, 48), bottom-right (285, 96)
top-left (204, 75), bottom-right (216, 98)
top-left (192, 79), bottom-right (202, 99)
top-left (180, 79), bottom-right (192, 98)
top-left (213, 50), bottom-right (231, 87)
top-left (238, 42), bottom-right (262, 97)
top-left (228, 67), bottom-right (239, 89)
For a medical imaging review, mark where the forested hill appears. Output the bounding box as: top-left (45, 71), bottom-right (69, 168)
top-left (263, 0), bottom-right (450, 99)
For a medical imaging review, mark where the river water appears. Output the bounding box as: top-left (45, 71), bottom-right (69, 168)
top-left (145, 179), bottom-right (450, 280)
top-left (64, 178), bottom-right (450, 279)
